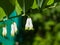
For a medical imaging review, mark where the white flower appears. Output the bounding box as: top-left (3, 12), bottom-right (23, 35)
top-left (11, 24), bottom-right (15, 36)
top-left (25, 17), bottom-right (33, 30)
top-left (13, 22), bottom-right (18, 33)
top-left (11, 22), bottom-right (18, 36)
top-left (2, 26), bottom-right (7, 36)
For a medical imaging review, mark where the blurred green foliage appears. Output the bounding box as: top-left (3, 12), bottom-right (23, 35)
top-left (0, 0), bottom-right (60, 45)
top-left (47, 0), bottom-right (54, 5)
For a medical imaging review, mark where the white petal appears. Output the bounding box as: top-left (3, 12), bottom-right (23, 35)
top-left (13, 22), bottom-right (18, 33)
top-left (11, 22), bottom-right (18, 36)
top-left (2, 26), bottom-right (7, 36)
top-left (25, 17), bottom-right (33, 30)
top-left (11, 24), bottom-right (15, 36)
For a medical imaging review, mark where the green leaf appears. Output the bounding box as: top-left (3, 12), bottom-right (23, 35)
top-left (17, 0), bottom-right (34, 13)
top-left (47, 0), bottom-right (54, 5)
top-left (0, 7), bottom-right (6, 21)
top-left (31, 0), bottom-right (38, 9)
top-left (40, 0), bottom-right (49, 8)
top-left (15, 0), bottom-right (22, 15)
top-left (36, 0), bottom-right (43, 8)
top-left (0, 0), bottom-right (15, 15)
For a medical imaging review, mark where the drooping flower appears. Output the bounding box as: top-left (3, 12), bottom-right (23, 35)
top-left (25, 17), bottom-right (34, 30)
top-left (2, 26), bottom-right (7, 36)
top-left (11, 22), bottom-right (18, 36)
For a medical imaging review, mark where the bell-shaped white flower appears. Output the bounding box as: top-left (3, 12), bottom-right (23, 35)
top-left (25, 17), bottom-right (34, 30)
top-left (11, 22), bottom-right (18, 36)
top-left (11, 23), bottom-right (15, 36)
top-left (13, 22), bottom-right (18, 33)
top-left (2, 26), bottom-right (7, 36)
